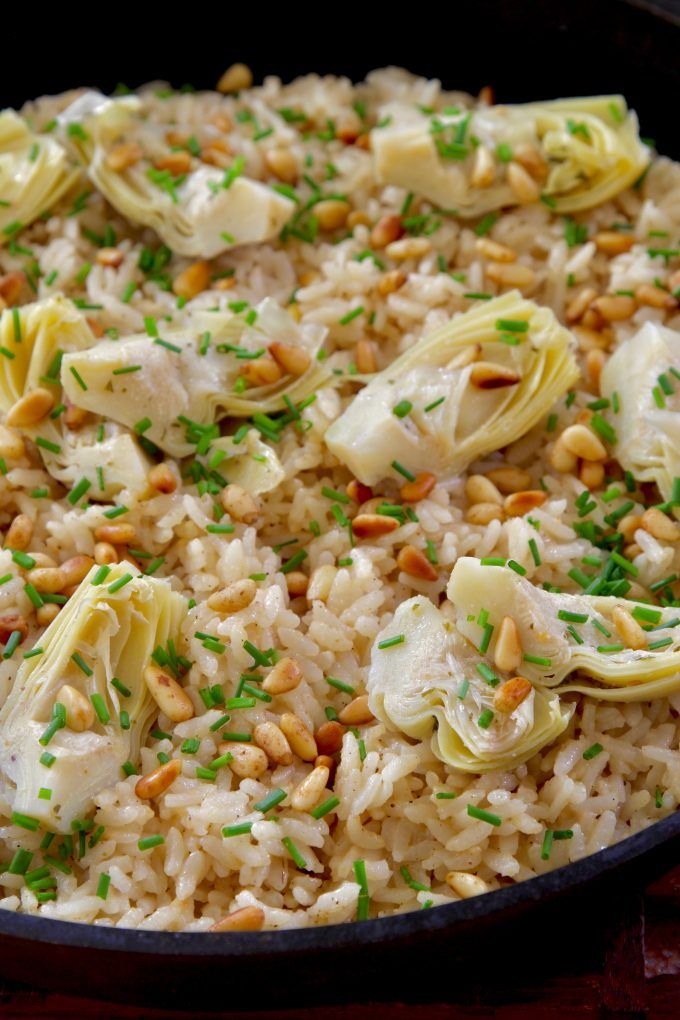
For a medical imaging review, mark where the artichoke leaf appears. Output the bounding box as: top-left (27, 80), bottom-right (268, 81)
top-left (367, 595), bottom-right (571, 772)
top-left (207, 430), bottom-right (284, 496)
top-left (58, 91), bottom-right (294, 257)
top-left (0, 563), bottom-right (186, 832)
top-left (325, 291), bottom-right (578, 486)
top-left (371, 95), bottom-right (648, 216)
top-left (0, 110), bottom-right (79, 241)
top-left (61, 298), bottom-right (329, 457)
top-left (448, 557), bottom-right (680, 699)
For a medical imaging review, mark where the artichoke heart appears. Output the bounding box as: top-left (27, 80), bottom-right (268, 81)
top-left (205, 430), bottom-right (284, 496)
top-left (58, 91), bottom-right (295, 257)
top-left (600, 321), bottom-right (680, 504)
top-left (0, 563), bottom-right (186, 832)
top-left (367, 595), bottom-right (572, 772)
top-left (371, 96), bottom-right (648, 216)
top-left (61, 298), bottom-right (329, 458)
top-left (324, 291), bottom-right (578, 486)
top-left (0, 110), bottom-right (79, 241)
top-left (0, 296), bottom-right (152, 498)
top-left (448, 557), bottom-right (680, 700)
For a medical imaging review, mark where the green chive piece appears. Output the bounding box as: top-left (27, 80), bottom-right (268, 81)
top-left (466, 804), bottom-right (502, 826)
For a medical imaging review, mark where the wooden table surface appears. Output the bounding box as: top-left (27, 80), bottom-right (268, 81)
top-left (1, 866), bottom-right (680, 1019)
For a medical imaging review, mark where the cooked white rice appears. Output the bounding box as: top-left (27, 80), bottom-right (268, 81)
top-left (0, 67), bottom-right (679, 931)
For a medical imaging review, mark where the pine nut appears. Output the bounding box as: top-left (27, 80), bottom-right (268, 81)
top-left (507, 161), bottom-right (540, 203)
top-left (263, 656), bottom-right (303, 695)
top-left (579, 461), bottom-right (605, 489)
top-left (221, 484), bottom-right (258, 524)
top-left (586, 349), bottom-right (606, 391)
top-left (469, 362), bottom-right (521, 389)
top-left (106, 142), bottom-right (144, 171)
top-left (549, 437), bottom-right (578, 473)
top-left (201, 144), bottom-right (232, 170)
top-left (264, 147), bottom-right (298, 183)
top-left (315, 754), bottom-right (335, 777)
top-left (347, 210), bottom-right (371, 229)
top-left (242, 357), bottom-right (282, 386)
top-left (314, 199), bottom-right (351, 231)
top-left (591, 294), bottom-right (635, 321)
top-left (635, 284), bottom-right (676, 309)
top-left (0, 272), bottom-right (24, 306)
top-left (504, 490), bottom-right (547, 517)
top-left (224, 743), bottom-right (269, 779)
top-left (572, 326), bottom-right (611, 352)
top-left (315, 720), bottom-right (345, 755)
top-left (336, 110), bottom-right (362, 144)
top-left (96, 247), bottom-right (124, 268)
top-left (60, 555), bottom-right (94, 587)
top-left (347, 480), bottom-right (373, 503)
top-left (36, 603), bottom-right (60, 626)
top-left (466, 502), bottom-right (505, 525)
top-left (269, 341), bottom-right (311, 377)
top-left (594, 231), bottom-right (635, 255)
top-left (253, 721), bottom-right (293, 766)
top-left (512, 143), bottom-right (548, 183)
top-left (370, 214), bottom-right (403, 249)
top-left (400, 472), bottom-right (437, 502)
top-left (144, 664), bottom-right (194, 723)
top-left (565, 287), bottom-right (598, 323)
top-left (285, 571), bottom-right (308, 597)
top-left (385, 237), bottom-right (431, 260)
top-left (135, 758), bottom-right (181, 799)
top-left (485, 262), bottom-right (535, 288)
top-left (0, 425), bottom-right (25, 460)
top-left (173, 261), bottom-right (211, 301)
top-left (470, 144), bottom-right (495, 188)
top-left (352, 513), bottom-right (400, 538)
top-left (63, 402), bottom-right (91, 430)
top-left (6, 388), bottom-right (54, 427)
top-left (209, 906), bottom-right (264, 932)
top-left (446, 871), bottom-right (489, 898)
top-left (26, 567), bottom-right (65, 593)
top-left (618, 514), bottom-right (643, 541)
top-left (612, 606), bottom-right (647, 650)
top-left (641, 507), bottom-right (680, 542)
top-left (279, 712), bottom-right (318, 761)
top-left (59, 684), bottom-right (95, 731)
top-left (355, 339), bottom-right (377, 374)
top-left (561, 424), bottom-right (607, 461)
top-left (475, 238), bottom-right (516, 262)
top-left (624, 542), bottom-right (642, 560)
top-left (207, 578), bottom-right (257, 614)
top-left (94, 541), bottom-right (118, 565)
top-left (338, 695), bottom-right (374, 726)
top-left (485, 466), bottom-right (532, 493)
top-left (155, 151), bottom-right (192, 175)
top-left (291, 765), bottom-right (330, 812)
top-left (217, 63), bottom-right (253, 93)
top-left (493, 676), bottom-right (532, 714)
top-left (449, 344), bottom-right (482, 370)
top-left (0, 614), bottom-right (27, 643)
top-left (494, 616), bottom-right (522, 672)
top-left (306, 564), bottom-right (337, 603)
top-left (396, 545), bottom-right (438, 581)
top-left (581, 307), bottom-right (605, 331)
top-left (377, 269), bottom-right (406, 296)
top-left (148, 463), bottom-right (177, 494)
top-left (479, 85), bottom-right (494, 105)
top-left (5, 514), bottom-right (33, 551)
top-left (94, 523), bottom-right (136, 544)
top-left (465, 475), bottom-right (503, 505)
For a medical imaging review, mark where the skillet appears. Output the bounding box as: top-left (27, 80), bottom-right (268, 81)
top-left (1, 0), bottom-right (680, 1008)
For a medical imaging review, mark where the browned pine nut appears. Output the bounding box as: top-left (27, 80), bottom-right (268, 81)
top-left (224, 743), bottom-right (269, 779)
top-left (465, 475), bottom-right (503, 505)
top-left (400, 472), bottom-right (436, 503)
top-left (485, 466), bottom-right (532, 493)
top-left (285, 571), bottom-right (309, 597)
top-left (221, 484), bottom-right (258, 524)
top-left (549, 436), bottom-right (578, 473)
top-left (0, 272), bottom-right (24, 306)
top-left (635, 284), bottom-right (677, 309)
top-left (641, 507), bottom-right (680, 542)
top-left (503, 490), bottom-right (547, 517)
top-left (291, 765), bottom-right (330, 812)
top-left (470, 144), bottom-right (495, 188)
top-left (370, 214), bottom-right (403, 249)
top-left (466, 502), bottom-right (505, 525)
top-left (493, 676), bottom-right (532, 713)
top-left (446, 871), bottom-right (490, 898)
top-left (579, 461), bottom-right (605, 489)
top-left (135, 758), bottom-right (182, 799)
top-left (279, 712), bottom-right (317, 761)
top-left (355, 339), bottom-right (377, 374)
top-left (338, 695), bottom-right (374, 726)
top-left (396, 545), bottom-right (438, 581)
top-left (385, 237), bottom-right (431, 260)
top-left (36, 603), bottom-right (59, 626)
top-left (352, 513), bottom-right (400, 539)
top-left (106, 142), bottom-right (144, 171)
top-left (263, 656), bottom-right (303, 695)
top-left (207, 578), bottom-right (257, 614)
top-left (60, 555), bottom-right (94, 587)
top-left (591, 294), bottom-right (636, 321)
top-left (0, 613), bottom-right (27, 643)
top-left (59, 684), bottom-right (95, 731)
top-left (6, 388), bottom-right (54, 427)
top-left (144, 664), bottom-right (194, 723)
top-left (269, 341), bottom-right (311, 377)
top-left (94, 523), bottom-right (136, 545)
top-left (475, 238), bottom-right (516, 262)
top-left (469, 362), bottom-right (521, 389)
top-left (5, 514), bottom-right (33, 551)
top-left (96, 247), bottom-right (124, 268)
top-left (315, 720), bottom-right (345, 755)
top-left (611, 606), bottom-right (647, 650)
top-left (155, 151), bottom-right (192, 175)
top-left (242, 357), bottom-right (282, 387)
top-left (173, 261), bottom-right (211, 301)
top-left (26, 567), bottom-right (65, 593)
top-left (63, 402), bottom-right (91, 430)
top-left (493, 616), bottom-right (522, 672)
top-left (0, 425), bottom-right (25, 460)
top-left (507, 161), bottom-right (540, 203)
top-left (148, 463), bottom-right (177, 494)
top-left (485, 262), bottom-right (535, 288)
top-left (94, 541), bottom-right (118, 565)
top-left (209, 906), bottom-right (264, 932)
top-left (217, 63), bottom-right (253, 93)
top-left (560, 424), bottom-right (607, 461)
top-left (565, 287), bottom-right (598, 323)
top-left (265, 147), bottom-right (298, 183)
top-left (253, 721), bottom-right (293, 766)
top-left (594, 231), bottom-right (635, 255)
top-left (314, 199), bottom-right (351, 231)
top-left (377, 269), bottom-right (406, 296)
top-left (512, 143), bottom-right (548, 182)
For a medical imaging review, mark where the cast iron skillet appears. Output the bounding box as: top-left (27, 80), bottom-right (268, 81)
top-left (2, 0), bottom-right (680, 1009)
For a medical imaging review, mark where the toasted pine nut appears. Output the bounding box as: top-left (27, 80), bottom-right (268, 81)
top-left (579, 461), bottom-right (605, 489)
top-left (291, 765), bottom-right (330, 812)
top-left (347, 210), bottom-right (371, 229)
top-left (465, 475), bottom-right (503, 505)
top-left (586, 349), bottom-right (606, 391)
top-left (355, 339), bottom-right (377, 374)
top-left (263, 656), bottom-right (303, 695)
top-left (60, 555), bottom-right (94, 588)
top-left (6, 388), bottom-right (54, 427)
top-left (565, 287), bottom-right (598, 323)
top-left (581, 307), bottom-right (605, 331)
top-left (63, 402), bottom-right (91, 430)
top-left (338, 695), bottom-right (374, 727)
top-left (400, 472), bottom-right (436, 503)
top-left (264, 147), bottom-right (298, 183)
top-left (36, 603), bottom-right (59, 626)
top-left (314, 199), bottom-right (351, 231)
top-left (493, 676), bottom-right (532, 714)
top-left (347, 479), bottom-right (373, 503)
top-left (561, 423), bottom-right (607, 461)
top-left (385, 237), bottom-right (431, 260)
top-left (96, 247), bottom-right (124, 268)
top-left (549, 437), bottom-right (578, 473)
top-left (253, 721), bottom-right (293, 766)
top-left (242, 356), bottom-right (282, 386)
top-left (209, 906), bottom-right (264, 932)
top-left (208, 578), bottom-right (257, 614)
top-left (221, 484), bottom-right (258, 524)
top-left (0, 272), bottom-right (24, 306)
top-left (466, 502), bottom-right (505, 525)
top-left (512, 143), bottom-right (548, 183)
top-left (624, 542), bottom-right (642, 560)
top-left (135, 758), bottom-right (181, 799)
top-left (377, 269), bottom-right (407, 296)
top-left (269, 341), bottom-right (310, 377)
top-left (370, 214), bottom-right (403, 249)
top-left (26, 567), bottom-right (65, 593)
top-left (592, 294), bottom-right (636, 321)
top-left (224, 743), bottom-right (268, 779)
top-left (94, 541), bottom-right (118, 565)
top-left (612, 605), bottom-right (647, 650)
top-left (507, 161), bottom-right (540, 203)
top-left (306, 564), bottom-right (337, 603)
top-left (494, 616), bottom-right (522, 672)
top-left (201, 144), bottom-right (233, 169)
top-left (572, 326), bottom-right (611, 352)
top-left (485, 262), bottom-right (535, 288)
top-left (396, 545), bottom-right (438, 581)
top-left (594, 231), bottom-right (635, 255)
top-left (173, 261), bottom-right (211, 301)
top-left (315, 754), bottom-right (335, 777)
top-left (315, 720), bottom-right (345, 755)
top-left (155, 151), bottom-right (192, 175)
top-left (446, 871), bottom-right (489, 898)
top-left (0, 614), bottom-right (27, 643)
top-left (635, 283), bottom-right (677, 309)
top-left (286, 571), bottom-right (309, 597)
top-left (485, 466), bottom-right (532, 493)
top-left (106, 142), bottom-right (144, 171)
top-left (478, 84), bottom-right (495, 105)
top-left (144, 664), bottom-right (194, 723)
top-left (618, 514), bottom-right (642, 541)
top-left (217, 63), bottom-right (253, 93)
top-left (352, 513), bottom-right (400, 539)
top-left (94, 523), bottom-right (136, 545)
top-left (504, 490), bottom-right (547, 517)
top-left (469, 362), bottom-right (521, 389)
top-left (470, 144), bottom-right (495, 188)
top-left (641, 507), bottom-right (680, 542)
top-left (279, 712), bottom-right (317, 761)
top-left (59, 684), bottom-right (95, 732)
top-left (475, 238), bottom-right (516, 262)
top-left (148, 463), bottom-right (177, 494)
top-left (335, 109), bottom-right (363, 144)
top-left (0, 424), bottom-right (25, 460)
top-left (5, 514), bottom-right (33, 551)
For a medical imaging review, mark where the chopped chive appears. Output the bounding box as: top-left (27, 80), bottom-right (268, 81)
top-left (466, 804), bottom-right (502, 826)
top-left (326, 676), bottom-right (355, 694)
top-left (523, 654), bottom-right (551, 667)
top-left (391, 460), bottom-right (416, 482)
top-left (310, 796), bottom-right (340, 820)
top-left (107, 573), bottom-right (133, 593)
top-left (90, 692), bottom-right (110, 724)
top-left (282, 836), bottom-right (308, 870)
top-left (528, 538), bottom-right (541, 566)
top-left (392, 399), bottom-right (413, 419)
top-left (91, 564), bottom-right (111, 585)
top-left (377, 634), bottom-right (405, 649)
top-left (583, 742), bottom-right (603, 760)
top-left (254, 788), bottom-right (287, 813)
top-left (137, 835), bottom-right (164, 851)
top-left (222, 822), bottom-right (253, 837)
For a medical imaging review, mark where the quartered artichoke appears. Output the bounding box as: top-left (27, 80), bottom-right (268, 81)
top-left (448, 557), bottom-right (680, 700)
top-left (0, 563), bottom-right (186, 832)
top-left (0, 110), bottom-right (79, 241)
top-left (0, 296), bottom-right (152, 499)
top-left (61, 298), bottom-right (329, 457)
top-left (204, 431), bottom-right (284, 496)
top-left (371, 96), bottom-right (648, 216)
top-left (58, 92), bottom-right (295, 257)
top-left (367, 595), bottom-right (572, 772)
top-left (600, 320), bottom-right (680, 504)
top-left (324, 291), bottom-right (578, 486)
